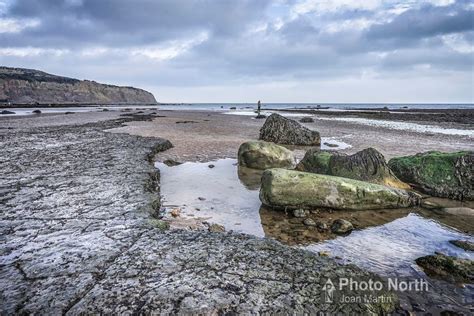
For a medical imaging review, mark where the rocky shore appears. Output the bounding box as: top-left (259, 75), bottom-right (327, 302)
top-left (0, 112), bottom-right (401, 314)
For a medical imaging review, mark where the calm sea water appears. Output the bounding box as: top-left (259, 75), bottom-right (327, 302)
top-left (158, 103), bottom-right (474, 111)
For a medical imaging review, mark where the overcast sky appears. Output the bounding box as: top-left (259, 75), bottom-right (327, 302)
top-left (0, 0), bottom-right (472, 103)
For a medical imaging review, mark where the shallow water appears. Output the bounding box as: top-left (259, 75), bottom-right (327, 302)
top-left (156, 157), bottom-right (474, 311)
top-left (315, 116), bottom-right (474, 137)
top-left (156, 158), bottom-right (473, 272)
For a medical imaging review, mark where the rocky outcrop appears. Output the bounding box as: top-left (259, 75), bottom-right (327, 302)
top-left (259, 168), bottom-right (420, 210)
top-left (415, 253), bottom-right (473, 283)
top-left (238, 141), bottom-right (296, 170)
top-left (450, 240), bottom-right (474, 251)
top-left (0, 66), bottom-right (157, 105)
top-left (259, 113), bottom-right (320, 146)
top-left (388, 151), bottom-right (473, 200)
top-left (297, 148), bottom-right (410, 189)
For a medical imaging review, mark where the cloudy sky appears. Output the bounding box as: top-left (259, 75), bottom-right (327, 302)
top-left (0, 0), bottom-right (472, 103)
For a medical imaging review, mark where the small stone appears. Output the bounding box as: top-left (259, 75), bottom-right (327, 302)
top-left (208, 223), bottom-right (225, 233)
top-left (316, 222), bottom-right (329, 232)
top-left (293, 209), bottom-right (308, 218)
top-left (299, 117), bottom-right (314, 123)
top-left (323, 142), bottom-right (339, 148)
top-left (318, 251), bottom-right (330, 257)
top-left (449, 240), bottom-right (474, 251)
top-left (163, 159), bottom-right (182, 167)
top-left (64, 111), bottom-right (75, 115)
top-left (208, 164), bottom-right (215, 168)
top-left (255, 114), bottom-right (266, 119)
top-left (1, 110), bottom-right (15, 115)
top-left (32, 109), bottom-right (42, 114)
top-left (198, 197), bottom-right (206, 201)
top-left (303, 218), bottom-right (317, 226)
top-left (170, 208), bottom-right (180, 217)
top-left (331, 219), bottom-right (354, 234)
top-left (102, 108), bottom-right (109, 112)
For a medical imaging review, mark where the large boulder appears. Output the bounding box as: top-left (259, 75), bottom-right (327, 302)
top-left (388, 151), bottom-right (473, 200)
top-left (259, 168), bottom-right (420, 210)
top-left (297, 148), bottom-right (410, 189)
top-left (238, 141), bottom-right (296, 170)
top-left (259, 113), bottom-right (320, 146)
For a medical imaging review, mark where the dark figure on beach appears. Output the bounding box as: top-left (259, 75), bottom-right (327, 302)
top-left (257, 100), bottom-right (261, 115)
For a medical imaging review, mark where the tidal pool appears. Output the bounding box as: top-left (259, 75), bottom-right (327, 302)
top-left (155, 158), bottom-right (474, 312)
top-left (156, 158), bottom-right (472, 264)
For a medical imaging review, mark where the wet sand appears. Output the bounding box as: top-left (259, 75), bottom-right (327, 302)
top-left (109, 109), bottom-right (473, 162)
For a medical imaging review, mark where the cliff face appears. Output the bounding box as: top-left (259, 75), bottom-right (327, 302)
top-left (0, 67), bottom-right (157, 105)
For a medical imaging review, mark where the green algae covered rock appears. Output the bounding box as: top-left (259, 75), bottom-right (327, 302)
top-left (415, 253), bottom-right (474, 283)
top-left (296, 148), bottom-right (410, 189)
top-left (238, 141), bottom-right (296, 170)
top-left (388, 151), bottom-right (473, 200)
top-left (259, 168), bottom-right (420, 210)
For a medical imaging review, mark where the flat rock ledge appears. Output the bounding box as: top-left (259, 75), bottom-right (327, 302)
top-left (1, 116), bottom-right (396, 314)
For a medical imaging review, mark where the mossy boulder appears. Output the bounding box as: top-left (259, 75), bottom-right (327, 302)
top-left (259, 113), bottom-right (320, 146)
top-left (238, 141), bottom-right (296, 170)
top-left (415, 253), bottom-right (473, 283)
top-left (259, 168), bottom-right (420, 210)
top-left (297, 148), bottom-right (410, 189)
top-left (388, 151), bottom-right (473, 200)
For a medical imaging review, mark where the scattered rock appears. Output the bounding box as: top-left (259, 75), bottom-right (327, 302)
top-left (299, 117), bottom-right (314, 123)
top-left (259, 113), bottom-right (320, 146)
top-left (293, 209), bottom-right (308, 218)
top-left (255, 114), bottom-right (266, 119)
top-left (176, 120), bottom-right (198, 124)
top-left (415, 253), bottom-right (473, 283)
top-left (389, 151), bottom-right (473, 200)
top-left (208, 223), bottom-right (226, 233)
top-left (170, 208), bottom-right (181, 217)
top-left (259, 168), bottom-right (420, 210)
top-left (32, 109), bottom-right (42, 114)
top-left (238, 141), bottom-right (296, 170)
top-left (323, 142), bottom-right (338, 148)
top-left (1, 110), bottom-right (15, 115)
top-left (163, 159), bottom-right (182, 167)
top-left (318, 251), bottom-right (330, 257)
top-left (449, 240), bottom-right (474, 251)
top-left (316, 222), bottom-right (329, 232)
top-left (229, 107), bottom-right (237, 110)
top-left (102, 108), bottom-right (109, 112)
top-left (303, 218), bottom-right (317, 226)
top-left (208, 164), bottom-right (215, 168)
top-left (331, 219), bottom-right (354, 234)
top-left (149, 219), bottom-right (170, 231)
top-left (64, 111), bottom-right (75, 115)
top-left (198, 197), bottom-right (206, 201)
top-left (297, 147), bottom-right (410, 189)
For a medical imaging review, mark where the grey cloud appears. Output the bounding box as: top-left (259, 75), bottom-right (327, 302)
top-left (366, 2), bottom-right (473, 41)
top-left (2, 0), bottom-right (271, 47)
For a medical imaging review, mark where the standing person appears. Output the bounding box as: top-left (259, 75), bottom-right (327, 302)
top-left (257, 100), bottom-right (261, 116)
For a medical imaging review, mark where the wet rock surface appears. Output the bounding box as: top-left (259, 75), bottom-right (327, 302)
top-left (259, 113), bottom-right (320, 146)
top-left (389, 151), bottom-right (473, 200)
top-left (238, 140), bottom-right (296, 170)
top-left (260, 168), bottom-right (420, 210)
top-left (297, 148), bottom-right (409, 189)
top-left (0, 115), bottom-right (398, 314)
top-left (415, 253), bottom-right (474, 284)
